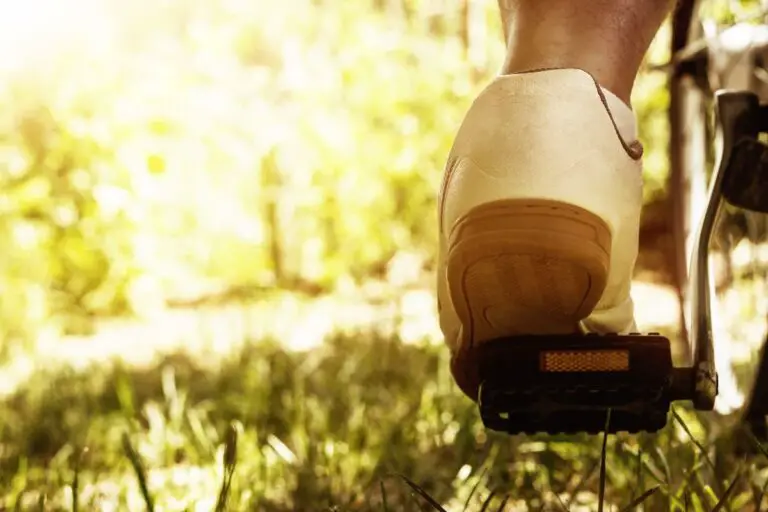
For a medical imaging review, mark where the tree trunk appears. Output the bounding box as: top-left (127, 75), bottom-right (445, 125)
top-left (261, 150), bottom-right (285, 285)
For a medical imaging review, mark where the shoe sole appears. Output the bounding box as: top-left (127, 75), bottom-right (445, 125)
top-left (446, 199), bottom-right (612, 397)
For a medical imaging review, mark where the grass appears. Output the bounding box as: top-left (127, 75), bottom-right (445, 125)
top-left (1, 328), bottom-right (768, 510)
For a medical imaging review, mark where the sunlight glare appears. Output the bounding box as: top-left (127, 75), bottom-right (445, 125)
top-left (0, 0), bottom-right (115, 75)
top-left (456, 463), bottom-right (472, 482)
top-left (710, 272), bottom-right (746, 414)
top-left (267, 434), bottom-right (298, 465)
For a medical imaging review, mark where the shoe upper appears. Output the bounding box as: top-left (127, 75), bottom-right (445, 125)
top-left (437, 68), bottom-right (644, 353)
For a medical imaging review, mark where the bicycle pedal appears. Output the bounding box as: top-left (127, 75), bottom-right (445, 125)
top-left (477, 333), bottom-right (690, 435)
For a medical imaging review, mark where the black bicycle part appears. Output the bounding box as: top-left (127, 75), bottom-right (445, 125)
top-left (719, 102), bottom-right (768, 213)
top-left (477, 334), bottom-right (689, 434)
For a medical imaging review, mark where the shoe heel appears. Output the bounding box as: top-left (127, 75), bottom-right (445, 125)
top-left (446, 199), bottom-right (612, 345)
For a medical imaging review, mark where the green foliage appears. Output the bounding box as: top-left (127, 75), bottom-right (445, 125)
top-left (0, 0), bottom-right (512, 347)
top-left (2, 331), bottom-right (767, 510)
top-left (0, 0), bottom-right (674, 349)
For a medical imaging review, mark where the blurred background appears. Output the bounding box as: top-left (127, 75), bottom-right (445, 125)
top-left (0, 0), bottom-right (766, 510)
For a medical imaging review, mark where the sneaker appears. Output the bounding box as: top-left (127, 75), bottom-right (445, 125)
top-left (437, 68), bottom-right (644, 399)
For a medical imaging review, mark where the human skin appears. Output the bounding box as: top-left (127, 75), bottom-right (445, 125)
top-left (497, 0), bottom-right (675, 103)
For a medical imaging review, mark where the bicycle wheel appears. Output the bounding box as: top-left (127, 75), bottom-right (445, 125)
top-left (669, 0), bottom-right (768, 425)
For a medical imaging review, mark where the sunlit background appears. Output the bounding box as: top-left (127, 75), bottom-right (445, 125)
top-left (0, 0), bottom-right (766, 510)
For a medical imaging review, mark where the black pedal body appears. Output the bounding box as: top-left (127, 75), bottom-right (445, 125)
top-left (477, 334), bottom-right (681, 435)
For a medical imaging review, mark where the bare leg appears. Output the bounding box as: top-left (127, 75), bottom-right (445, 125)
top-left (497, 0), bottom-right (674, 103)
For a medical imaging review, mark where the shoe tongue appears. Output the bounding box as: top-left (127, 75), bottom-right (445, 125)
top-left (600, 86), bottom-right (638, 144)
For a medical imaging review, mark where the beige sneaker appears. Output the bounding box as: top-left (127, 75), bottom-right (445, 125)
top-left (437, 68), bottom-right (645, 399)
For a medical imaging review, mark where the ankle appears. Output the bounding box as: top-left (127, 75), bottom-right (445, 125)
top-left (497, 0), bottom-right (673, 104)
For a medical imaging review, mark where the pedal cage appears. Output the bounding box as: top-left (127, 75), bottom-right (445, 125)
top-left (477, 333), bottom-right (695, 435)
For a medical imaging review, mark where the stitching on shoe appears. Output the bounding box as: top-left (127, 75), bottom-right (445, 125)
top-left (500, 67), bottom-right (644, 161)
top-left (438, 156), bottom-right (459, 233)
top-left (589, 76), bottom-right (645, 161)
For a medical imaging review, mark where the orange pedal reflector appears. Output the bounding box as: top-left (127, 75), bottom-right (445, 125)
top-left (540, 350), bottom-right (630, 372)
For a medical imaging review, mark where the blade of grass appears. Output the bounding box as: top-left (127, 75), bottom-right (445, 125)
top-left (671, 408), bottom-right (729, 511)
top-left (703, 485), bottom-right (719, 507)
top-left (13, 490), bottom-right (25, 512)
top-left (668, 494), bottom-right (688, 510)
top-left (671, 409), bottom-right (716, 475)
top-left (553, 491), bottom-right (569, 512)
top-left (654, 446), bottom-right (672, 511)
top-left (654, 446), bottom-right (671, 484)
top-left (619, 486), bottom-right (660, 512)
top-left (743, 427), bottom-right (768, 460)
top-left (114, 369), bottom-right (136, 418)
top-left (597, 409), bottom-right (611, 512)
top-left (690, 491), bottom-right (707, 512)
top-left (478, 488), bottom-right (497, 512)
top-left (397, 474), bottom-right (448, 512)
top-left (495, 495), bottom-right (509, 512)
top-left (72, 447), bottom-right (87, 512)
top-left (755, 472), bottom-right (768, 510)
top-left (749, 480), bottom-right (762, 512)
top-left (621, 442), bottom-right (666, 486)
top-left (565, 458), bottom-right (601, 509)
top-left (635, 442), bottom-right (643, 504)
top-left (728, 489), bottom-right (753, 511)
top-left (462, 467), bottom-right (488, 512)
top-left (677, 458), bottom-right (705, 511)
top-left (121, 432), bottom-right (155, 512)
top-left (72, 468), bottom-right (79, 512)
top-left (215, 422), bottom-right (240, 512)
top-left (711, 470), bottom-right (741, 512)
top-left (380, 481), bottom-right (389, 512)
top-left (683, 458), bottom-right (706, 489)
top-left (692, 459), bottom-right (709, 493)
